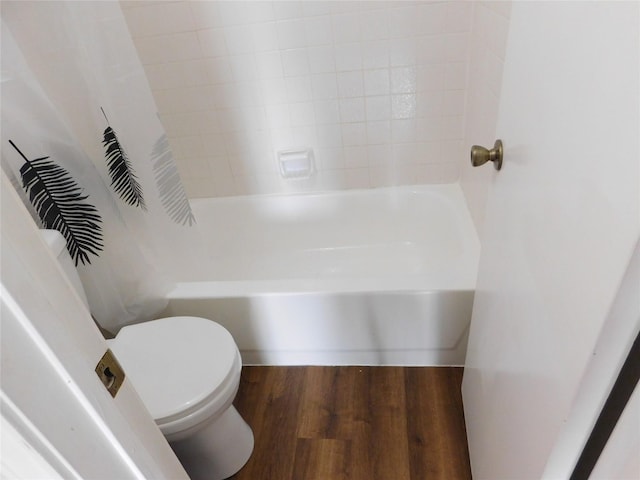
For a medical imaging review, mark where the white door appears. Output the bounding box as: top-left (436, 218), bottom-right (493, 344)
top-left (0, 172), bottom-right (190, 479)
top-left (462, 2), bottom-right (639, 479)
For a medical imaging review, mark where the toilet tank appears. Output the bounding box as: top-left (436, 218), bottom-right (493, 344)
top-left (40, 229), bottom-right (91, 310)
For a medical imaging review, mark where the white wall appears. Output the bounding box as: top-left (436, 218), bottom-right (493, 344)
top-left (459, 1), bottom-right (511, 236)
top-left (120, 0), bottom-right (475, 198)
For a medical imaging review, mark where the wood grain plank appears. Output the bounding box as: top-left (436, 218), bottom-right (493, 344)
top-left (405, 368), bottom-right (471, 480)
top-left (367, 367), bottom-right (412, 479)
top-left (292, 438), bottom-right (351, 480)
top-left (231, 366), bottom-right (470, 480)
top-left (232, 366), bottom-right (305, 480)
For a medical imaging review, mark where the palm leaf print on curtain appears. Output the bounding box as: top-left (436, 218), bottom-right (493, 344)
top-left (151, 134), bottom-right (196, 226)
top-left (10, 140), bottom-right (103, 266)
top-left (101, 107), bottom-right (146, 210)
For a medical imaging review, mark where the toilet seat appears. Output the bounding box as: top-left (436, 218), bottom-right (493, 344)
top-left (107, 316), bottom-right (241, 438)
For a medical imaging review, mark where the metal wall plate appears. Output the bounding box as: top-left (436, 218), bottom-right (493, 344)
top-left (95, 349), bottom-right (125, 398)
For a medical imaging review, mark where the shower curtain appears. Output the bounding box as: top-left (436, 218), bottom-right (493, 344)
top-left (1, 2), bottom-right (201, 332)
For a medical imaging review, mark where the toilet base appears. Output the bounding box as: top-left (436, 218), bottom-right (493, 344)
top-left (169, 406), bottom-right (254, 480)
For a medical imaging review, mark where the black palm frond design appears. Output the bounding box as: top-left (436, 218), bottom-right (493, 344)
top-left (151, 134), bottom-right (196, 226)
top-left (101, 108), bottom-right (146, 210)
top-left (10, 140), bottom-right (104, 266)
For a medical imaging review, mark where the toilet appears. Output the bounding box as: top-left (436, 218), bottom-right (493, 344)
top-left (41, 230), bottom-right (254, 480)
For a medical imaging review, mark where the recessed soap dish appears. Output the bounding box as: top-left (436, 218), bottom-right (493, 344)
top-left (277, 148), bottom-right (315, 179)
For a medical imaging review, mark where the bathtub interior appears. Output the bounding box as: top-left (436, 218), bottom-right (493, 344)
top-left (164, 184), bottom-right (479, 366)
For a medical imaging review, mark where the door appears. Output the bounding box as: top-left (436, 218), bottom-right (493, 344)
top-left (462, 2), bottom-right (639, 479)
top-left (0, 172), bottom-right (189, 479)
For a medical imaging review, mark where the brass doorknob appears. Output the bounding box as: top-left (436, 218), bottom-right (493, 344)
top-left (470, 139), bottom-right (503, 170)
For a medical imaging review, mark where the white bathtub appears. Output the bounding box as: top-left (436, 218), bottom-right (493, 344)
top-left (163, 184), bottom-right (479, 366)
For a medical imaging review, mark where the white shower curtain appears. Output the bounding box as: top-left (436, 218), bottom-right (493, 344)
top-left (1, 2), bottom-right (202, 332)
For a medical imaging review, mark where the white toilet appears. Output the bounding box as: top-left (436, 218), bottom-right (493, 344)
top-left (41, 230), bottom-right (254, 480)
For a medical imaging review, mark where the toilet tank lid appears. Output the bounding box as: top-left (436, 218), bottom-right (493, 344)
top-left (40, 229), bottom-right (66, 256)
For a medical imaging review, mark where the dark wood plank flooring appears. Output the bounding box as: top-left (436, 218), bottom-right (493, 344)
top-left (230, 366), bottom-right (472, 480)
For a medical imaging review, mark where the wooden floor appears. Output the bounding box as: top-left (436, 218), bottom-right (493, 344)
top-left (230, 366), bottom-right (472, 480)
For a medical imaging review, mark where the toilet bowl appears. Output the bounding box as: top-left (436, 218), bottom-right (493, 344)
top-left (108, 316), bottom-right (254, 480)
top-left (40, 230), bottom-right (254, 480)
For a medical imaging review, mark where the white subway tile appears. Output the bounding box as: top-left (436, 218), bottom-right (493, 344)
top-left (311, 73), bottom-right (338, 100)
top-left (337, 71), bottom-right (364, 98)
top-left (265, 104), bottom-right (291, 128)
top-left (344, 168), bottom-right (371, 189)
top-left (441, 115), bottom-right (465, 139)
top-left (135, 32), bottom-right (202, 64)
top-left (203, 57), bottom-right (234, 84)
top-left (330, 1), bottom-right (361, 14)
top-left (270, 127), bottom-right (295, 150)
top-left (442, 90), bottom-right (466, 116)
top-left (316, 124), bottom-right (344, 148)
top-left (341, 122), bottom-right (367, 146)
top-left (393, 143), bottom-right (419, 164)
top-left (442, 33), bottom-right (470, 62)
top-left (289, 102), bottom-right (316, 126)
top-left (343, 145), bottom-right (368, 168)
top-left (360, 10), bottom-right (389, 41)
top-left (291, 126), bottom-right (317, 147)
top-left (129, 0), bottom-right (480, 198)
top-left (362, 40), bottom-right (390, 69)
top-left (273, 1), bottom-right (303, 20)
top-left (417, 35), bottom-right (445, 64)
top-left (391, 66), bottom-right (417, 94)
top-left (313, 100), bottom-right (341, 125)
top-left (201, 132), bottom-right (228, 157)
top-left (446, 1), bottom-right (474, 33)
top-left (197, 111), bottom-right (223, 135)
top-left (189, 1), bottom-right (224, 30)
top-left (224, 25), bottom-right (255, 55)
top-left (339, 97), bottom-right (366, 123)
top-left (391, 94), bottom-right (417, 119)
top-left (388, 5), bottom-right (421, 39)
top-left (334, 43), bottom-right (363, 72)
top-left (302, 2), bottom-right (332, 18)
top-left (420, 162), bottom-right (460, 183)
top-left (364, 69), bottom-right (390, 96)
top-left (304, 15), bottom-right (333, 46)
top-left (218, 2), bottom-right (251, 26)
top-left (308, 46), bottom-right (336, 73)
top-left (251, 22), bottom-right (280, 52)
top-left (416, 117), bottom-right (444, 142)
top-left (331, 12), bottom-right (361, 44)
top-left (172, 135), bottom-right (204, 159)
top-left (197, 29), bottom-right (228, 58)
top-left (418, 2), bottom-right (448, 35)
top-left (417, 64), bottom-right (446, 91)
top-left (285, 76), bottom-right (313, 102)
top-left (367, 144), bottom-right (393, 166)
top-left (246, 2), bottom-right (276, 24)
top-left (261, 77), bottom-right (289, 104)
top-left (276, 19), bottom-right (307, 49)
top-left (255, 51), bottom-right (284, 79)
top-left (416, 141), bottom-right (443, 163)
top-left (444, 62), bottom-right (467, 90)
top-left (391, 119), bottom-right (417, 143)
top-left (389, 38), bottom-right (417, 66)
top-left (316, 147), bottom-right (345, 169)
top-left (229, 54), bottom-right (258, 83)
top-left (366, 120), bottom-right (391, 144)
top-left (282, 49), bottom-right (310, 77)
top-left (123, 2), bottom-right (195, 38)
top-left (365, 96), bottom-right (391, 121)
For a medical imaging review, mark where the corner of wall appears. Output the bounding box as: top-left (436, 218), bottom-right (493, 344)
top-left (460, 1), bottom-right (511, 238)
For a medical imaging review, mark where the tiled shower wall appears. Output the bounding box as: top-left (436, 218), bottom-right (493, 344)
top-left (121, 1), bottom-right (474, 198)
